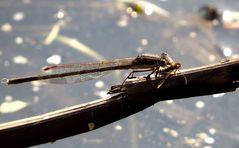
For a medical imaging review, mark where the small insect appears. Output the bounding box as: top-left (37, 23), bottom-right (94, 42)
top-left (2, 53), bottom-right (183, 90)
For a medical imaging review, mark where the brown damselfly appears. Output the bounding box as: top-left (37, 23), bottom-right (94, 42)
top-left (2, 53), bottom-right (181, 88)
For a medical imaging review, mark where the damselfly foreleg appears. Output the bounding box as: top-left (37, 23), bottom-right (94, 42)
top-left (121, 69), bottom-right (153, 85)
top-left (155, 68), bottom-right (180, 88)
top-left (145, 66), bottom-right (160, 79)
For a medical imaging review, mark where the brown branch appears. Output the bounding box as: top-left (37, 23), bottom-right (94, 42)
top-left (0, 58), bottom-right (238, 147)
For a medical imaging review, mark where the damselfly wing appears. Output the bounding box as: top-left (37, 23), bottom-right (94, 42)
top-left (41, 63), bottom-right (112, 84)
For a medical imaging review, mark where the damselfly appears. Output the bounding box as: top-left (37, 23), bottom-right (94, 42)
top-left (1, 53), bottom-right (181, 86)
top-left (108, 53), bottom-right (182, 94)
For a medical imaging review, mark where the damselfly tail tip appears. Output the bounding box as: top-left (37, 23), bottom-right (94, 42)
top-left (1, 78), bottom-right (10, 85)
top-left (41, 66), bottom-right (51, 71)
top-left (41, 65), bottom-right (58, 72)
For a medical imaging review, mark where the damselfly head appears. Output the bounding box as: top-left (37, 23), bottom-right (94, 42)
top-left (161, 52), bottom-right (168, 57)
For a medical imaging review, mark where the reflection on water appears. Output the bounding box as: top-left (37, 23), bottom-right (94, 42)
top-left (0, 0), bottom-right (238, 147)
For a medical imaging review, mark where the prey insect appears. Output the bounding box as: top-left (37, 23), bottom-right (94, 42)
top-left (2, 53), bottom-right (182, 90)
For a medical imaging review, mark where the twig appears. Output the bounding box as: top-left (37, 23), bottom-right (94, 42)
top-left (125, 58), bottom-right (239, 106)
top-left (0, 58), bottom-right (238, 147)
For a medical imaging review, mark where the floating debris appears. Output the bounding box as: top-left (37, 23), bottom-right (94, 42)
top-left (114, 124), bottom-right (123, 131)
top-left (117, 15), bottom-right (129, 27)
top-left (189, 32), bottom-right (197, 38)
top-left (22, 0), bottom-right (32, 4)
top-left (120, 0), bottom-right (170, 17)
top-left (56, 9), bottom-right (65, 19)
top-left (31, 81), bottom-right (43, 87)
top-left (199, 4), bottom-right (239, 29)
top-left (222, 10), bottom-right (239, 29)
top-left (208, 54), bottom-right (216, 62)
top-left (163, 127), bottom-right (179, 137)
top-left (197, 132), bottom-right (208, 139)
top-left (195, 100), bottom-right (205, 109)
top-left (135, 39), bottom-right (148, 53)
top-left (82, 137), bottom-right (104, 144)
top-left (95, 80), bottom-right (105, 89)
top-left (46, 54), bottom-right (62, 65)
top-left (208, 128), bottom-right (217, 135)
top-left (212, 92), bottom-right (225, 98)
top-left (214, 44), bottom-right (234, 58)
top-left (184, 132), bottom-right (215, 147)
top-left (140, 38), bottom-right (148, 46)
top-left (43, 23), bottom-right (61, 45)
top-left (94, 90), bottom-right (109, 98)
top-left (32, 86), bottom-right (40, 92)
top-left (165, 100), bottom-right (173, 104)
top-left (31, 82), bottom-right (42, 92)
top-left (31, 81), bottom-right (43, 92)
top-left (170, 129), bottom-right (179, 137)
top-left (4, 61), bottom-right (10, 67)
top-left (15, 37), bottom-right (24, 44)
top-left (138, 133), bottom-right (143, 139)
top-left (12, 12), bottom-right (25, 21)
top-left (56, 35), bottom-right (105, 61)
top-left (33, 96), bottom-right (40, 103)
top-left (5, 96), bottom-right (13, 101)
top-left (204, 146), bottom-right (212, 148)
top-left (177, 119), bottom-right (186, 125)
top-left (136, 47), bottom-right (144, 53)
top-left (204, 137), bottom-right (215, 144)
top-left (13, 55), bottom-right (28, 64)
top-left (184, 137), bottom-right (197, 146)
top-left (0, 96), bottom-right (28, 113)
top-left (222, 47), bottom-right (232, 57)
top-left (199, 5), bottom-right (220, 21)
top-left (1, 23), bottom-right (12, 32)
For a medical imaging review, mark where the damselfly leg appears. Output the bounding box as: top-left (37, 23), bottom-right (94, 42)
top-left (145, 66), bottom-right (160, 79)
top-left (156, 68), bottom-right (178, 88)
top-left (122, 53), bottom-right (182, 88)
top-left (121, 69), bottom-right (152, 85)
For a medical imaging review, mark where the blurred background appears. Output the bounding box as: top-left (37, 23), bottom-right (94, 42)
top-left (0, 0), bottom-right (239, 147)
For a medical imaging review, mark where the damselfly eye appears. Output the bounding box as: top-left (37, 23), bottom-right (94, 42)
top-left (175, 63), bottom-right (181, 68)
top-left (161, 53), bottom-right (168, 57)
top-left (159, 59), bottom-right (167, 65)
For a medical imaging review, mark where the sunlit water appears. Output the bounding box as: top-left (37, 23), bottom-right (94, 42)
top-left (0, 0), bottom-right (238, 147)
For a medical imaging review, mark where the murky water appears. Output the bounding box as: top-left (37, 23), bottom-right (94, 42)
top-left (0, 0), bottom-right (238, 147)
